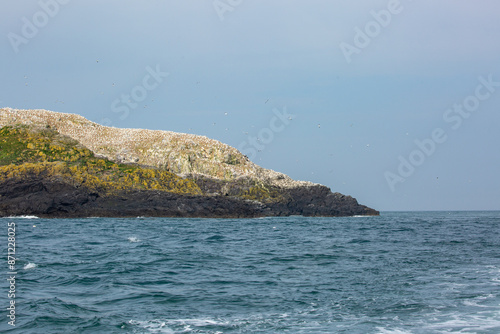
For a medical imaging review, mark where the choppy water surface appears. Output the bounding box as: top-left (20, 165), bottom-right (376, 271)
top-left (1, 211), bottom-right (500, 333)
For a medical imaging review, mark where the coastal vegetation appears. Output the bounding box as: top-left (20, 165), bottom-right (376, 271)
top-left (0, 108), bottom-right (378, 217)
top-left (0, 124), bottom-right (281, 201)
top-left (0, 125), bottom-right (202, 195)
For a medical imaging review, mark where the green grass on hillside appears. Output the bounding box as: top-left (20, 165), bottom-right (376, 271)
top-left (0, 125), bottom-right (202, 195)
top-left (0, 125), bottom-right (285, 202)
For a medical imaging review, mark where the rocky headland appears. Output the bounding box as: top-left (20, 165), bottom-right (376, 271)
top-left (0, 108), bottom-right (379, 218)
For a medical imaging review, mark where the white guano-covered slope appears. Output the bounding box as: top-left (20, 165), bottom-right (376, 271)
top-left (0, 108), bottom-right (315, 188)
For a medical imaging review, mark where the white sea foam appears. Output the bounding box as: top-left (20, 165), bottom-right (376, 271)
top-left (129, 320), bottom-right (174, 333)
top-left (486, 265), bottom-right (500, 283)
top-left (6, 215), bottom-right (39, 219)
top-left (463, 294), bottom-right (494, 308)
top-left (128, 236), bottom-right (141, 243)
top-left (376, 328), bottom-right (413, 334)
top-left (174, 319), bottom-right (223, 327)
top-left (436, 282), bottom-right (466, 292)
top-left (23, 262), bottom-right (38, 270)
top-left (129, 318), bottom-right (228, 333)
top-left (423, 312), bottom-right (500, 333)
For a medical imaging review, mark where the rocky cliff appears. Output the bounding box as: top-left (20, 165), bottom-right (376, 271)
top-left (0, 108), bottom-right (379, 218)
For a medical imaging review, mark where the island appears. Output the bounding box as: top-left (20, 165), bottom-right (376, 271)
top-left (0, 108), bottom-right (379, 218)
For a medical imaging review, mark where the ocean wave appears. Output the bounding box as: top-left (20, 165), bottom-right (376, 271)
top-left (5, 215), bottom-right (39, 219)
top-left (376, 328), bottom-right (412, 334)
top-left (7, 213), bottom-right (500, 333)
top-left (129, 320), bottom-right (173, 333)
top-left (128, 236), bottom-right (141, 243)
top-left (423, 311), bottom-right (500, 333)
top-left (24, 262), bottom-right (38, 270)
top-left (129, 318), bottom-right (229, 333)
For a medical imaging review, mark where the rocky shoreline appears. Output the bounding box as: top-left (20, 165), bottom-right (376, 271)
top-left (0, 175), bottom-right (378, 218)
top-left (0, 108), bottom-right (379, 218)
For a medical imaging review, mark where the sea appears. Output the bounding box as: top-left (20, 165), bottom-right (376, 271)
top-left (1, 211), bottom-right (499, 334)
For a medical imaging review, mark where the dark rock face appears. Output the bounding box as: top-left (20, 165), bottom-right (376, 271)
top-left (269, 185), bottom-right (379, 217)
top-left (0, 176), bottom-right (266, 218)
top-left (0, 176), bottom-right (98, 218)
top-left (191, 175), bottom-right (379, 217)
top-left (0, 176), bottom-right (378, 218)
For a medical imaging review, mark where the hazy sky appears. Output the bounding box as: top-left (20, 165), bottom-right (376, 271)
top-left (1, 0), bottom-right (499, 211)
